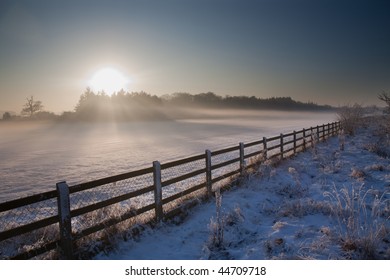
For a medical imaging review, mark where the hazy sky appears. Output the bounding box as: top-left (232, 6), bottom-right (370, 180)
top-left (1, 0), bottom-right (389, 113)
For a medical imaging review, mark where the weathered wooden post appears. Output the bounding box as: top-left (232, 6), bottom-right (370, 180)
top-left (322, 124), bottom-right (326, 140)
top-left (205, 149), bottom-right (212, 197)
top-left (280, 133), bottom-right (284, 159)
top-left (56, 181), bottom-right (73, 259)
top-left (239, 142), bottom-right (245, 176)
top-left (302, 128), bottom-right (306, 150)
top-left (319, 124), bottom-right (322, 140)
top-left (263, 137), bottom-right (268, 160)
top-left (316, 125), bottom-right (320, 142)
top-left (293, 130), bottom-right (297, 154)
top-left (153, 161), bottom-right (163, 222)
top-left (310, 127), bottom-right (314, 147)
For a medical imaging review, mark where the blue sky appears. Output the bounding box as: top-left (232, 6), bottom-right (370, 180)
top-left (1, 0), bottom-right (389, 112)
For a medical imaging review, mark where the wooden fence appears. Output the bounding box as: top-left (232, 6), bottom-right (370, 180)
top-left (0, 121), bottom-right (341, 259)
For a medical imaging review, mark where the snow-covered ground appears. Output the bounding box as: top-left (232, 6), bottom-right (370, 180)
top-left (0, 111), bottom-right (334, 202)
top-left (96, 117), bottom-right (390, 260)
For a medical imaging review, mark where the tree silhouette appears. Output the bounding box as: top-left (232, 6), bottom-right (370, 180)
top-left (74, 87), bottom-right (95, 113)
top-left (2, 112), bottom-right (11, 120)
top-left (69, 88), bottom-right (333, 121)
top-left (21, 96), bottom-right (43, 117)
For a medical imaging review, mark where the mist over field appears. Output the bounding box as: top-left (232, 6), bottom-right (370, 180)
top-left (0, 110), bottom-right (335, 202)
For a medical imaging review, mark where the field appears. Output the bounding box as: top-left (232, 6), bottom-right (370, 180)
top-left (96, 115), bottom-right (390, 260)
top-left (0, 110), bottom-right (334, 202)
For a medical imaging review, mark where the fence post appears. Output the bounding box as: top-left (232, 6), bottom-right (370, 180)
top-left (302, 128), bottom-right (306, 150)
top-left (326, 123), bottom-right (328, 138)
top-left (316, 125), bottom-right (320, 142)
top-left (205, 149), bottom-right (212, 197)
top-left (293, 130), bottom-right (297, 154)
top-left (280, 133), bottom-right (284, 159)
top-left (56, 181), bottom-right (73, 260)
top-left (323, 124), bottom-right (325, 140)
top-left (239, 142), bottom-right (245, 176)
top-left (263, 137), bottom-right (267, 160)
top-left (310, 127), bottom-right (314, 147)
top-left (153, 161), bottom-right (163, 222)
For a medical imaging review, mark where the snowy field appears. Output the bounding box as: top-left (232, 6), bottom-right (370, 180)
top-left (0, 110), bottom-right (335, 202)
top-left (96, 117), bottom-right (390, 260)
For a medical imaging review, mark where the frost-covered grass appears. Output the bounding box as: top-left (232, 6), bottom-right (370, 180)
top-left (324, 185), bottom-right (388, 259)
top-left (95, 116), bottom-right (389, 260)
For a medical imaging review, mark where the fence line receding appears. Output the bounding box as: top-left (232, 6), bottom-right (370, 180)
top-left (0, 121), bottom-right (341, 259)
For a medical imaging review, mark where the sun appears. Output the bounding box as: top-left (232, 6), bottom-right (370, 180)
top-left (88, 67), bottom-right (129, 94)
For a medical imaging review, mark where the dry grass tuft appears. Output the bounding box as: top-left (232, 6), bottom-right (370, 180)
top-left (0, 223), bottom-right (60, 260)
top-left (324, 185), bottom-right (389, 259)
top-left (365, 164), bottom-right (385, 172)
top-left (349, 168), bottom-right (367, 181)
top-left (208, 188), bottom-right (224, 249)
top-left (278, 199), bottom-right (332, 218)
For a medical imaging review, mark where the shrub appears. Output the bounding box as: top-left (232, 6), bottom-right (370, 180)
top-left (336, 104), bottom-right (363, 135)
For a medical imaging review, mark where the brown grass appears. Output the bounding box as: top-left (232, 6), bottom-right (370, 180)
top-left (324, 185), bottom-right (389, 259)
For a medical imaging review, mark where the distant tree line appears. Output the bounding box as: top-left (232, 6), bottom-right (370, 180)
top-left (163, 91), bottom-right (332, 111)
top-left (4, 89), bottom-right (390, 122)
top-left (66, 89), bottom-right (334, 121)
top-left (2, 89), bottom-right (338, 122)
top-left (71, 88), bottom-right (165, 121)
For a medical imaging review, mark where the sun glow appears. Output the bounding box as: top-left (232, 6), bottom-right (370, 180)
top-left (88, 67), bottom-right (129, 94)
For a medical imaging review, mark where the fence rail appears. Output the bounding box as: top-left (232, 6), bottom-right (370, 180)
top-left (0, 121), bottom-right (341, 259)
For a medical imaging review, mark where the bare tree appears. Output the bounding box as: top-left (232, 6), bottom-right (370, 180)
top-left (378, 91), bottom-right (390, 113)
top-left (21, 96), bottom-right (43, 117)
top-left (336, 103), bottom-right (363, 135)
